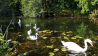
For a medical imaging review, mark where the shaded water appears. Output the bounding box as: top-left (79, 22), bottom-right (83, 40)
top-left (0, 17), bottom-right (98, 56)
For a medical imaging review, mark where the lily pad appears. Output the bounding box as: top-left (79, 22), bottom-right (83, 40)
top-left (67, 35), bottom-right (70, 36)
top-left (47, 45), bottom-right (53, 48)
top-left (78, 37), bottom-right (83, 38)
top-left (66, 32), bottom-right (69, 33)
top-left (64, 36), bottom-right (68, 39)
top-left (74, 35), bottom-right (80, 38)
top-left (26, 37), bottom-right (30, 39)
top-left (42, 37), bottom-right (47, 39)
top-left (11, 41), bottom-right (18, 44)
top-left (42, 30), bottom-right (47, 33)
top-left (49, 52), bottom-right (54, 56)
top-left (57, 37), bottom-right (61, 39)
top-left (38, 31), bottom-right (42, 34)
top-left (71, 37), bottom-right (76, 39)
top-left (61, 48), bottom-right (67, 51)
top-left (54, 48), bottom-right (59, 52)
top-left (61, 33), bottom-right (66, 35)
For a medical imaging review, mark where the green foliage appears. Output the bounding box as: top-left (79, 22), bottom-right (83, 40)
top-left (9, 0), bottom-right (21, 12)
top-left (76, 0), bottom-right (98, 14)
top-left (76, 23), bottom-right (88, 38)
top-left (0, 0), bottom-right (12, 17)
top-left (20, 0), bottom-right (45, 17)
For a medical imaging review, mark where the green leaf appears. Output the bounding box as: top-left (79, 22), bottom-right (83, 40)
top-left (11, 41), bottom-right (18, 44)
top-left (54, 48), bottom-right (59, 52)
top-left (47, 45), bottom-right (53, 48)
top-left (61, 48), bottom-right (67, 51)
top-left (49, 52), bottom-right (54, 56)
top-left (23, 52), bottom-right (29, 55)
top-left (42, 37), bottom-right (47, 39)
top-left (7, 48), bottom-right (13, 51)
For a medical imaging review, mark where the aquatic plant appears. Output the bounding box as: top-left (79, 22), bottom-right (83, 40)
top-left (0, 19), bottom-right (19, 56)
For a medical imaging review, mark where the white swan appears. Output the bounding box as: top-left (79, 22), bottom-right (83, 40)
top-left (25, 22), bottom-right (31, 27)
top-left (29, 33), bottom-right (38, 40)
top-left (33, 24), bottom-right (36, 29)
top-left (27, 29), bottom-right (32, 36)
top-left (35, 28), bottom-right (40, 32)
top-left (61, 39), bottom-right (93, 53)
top-left (18, 19), bottom-right (21, 27)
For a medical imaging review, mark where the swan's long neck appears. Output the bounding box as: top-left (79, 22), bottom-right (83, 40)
top-left (83, 40), bottom-right (88, 52)
top-left (36, 33), bottom-right (38, 39)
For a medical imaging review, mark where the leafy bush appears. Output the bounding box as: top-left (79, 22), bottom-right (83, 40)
top-left (20, 0), bottom-right (45, 17)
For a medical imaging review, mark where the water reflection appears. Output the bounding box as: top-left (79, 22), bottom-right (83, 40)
top-left (68, 52), bottom-right (87, 56)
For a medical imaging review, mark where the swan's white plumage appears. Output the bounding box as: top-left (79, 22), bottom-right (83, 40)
top-left (61, 39), bottom-right (93, 53)
top-left (29, 33), bottom-right (38, 40)
top-left (18, 19), bottom-right (21, 27)
top-left (33, 24), bottom-right (36, 29)
top-left (27, 29), bottom-right (32, 36)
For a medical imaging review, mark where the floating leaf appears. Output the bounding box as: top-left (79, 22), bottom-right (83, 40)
top-left (38, 31), bottom-right (42, 34)
top-left (64, 36), bottom-right (68, 39)
top-left (54, 31), bottom-right (58, 32)
top-left (71, 37), bottom-right (76, 39)
top-left (11, 41), bottom-right (18, 44)
top-left (61, 48), bottom-right (67, 51)
top-left (26, 37), bottom-right (30, 39)
top-left (54, 48), bottom-right (59, 52)
top-left (43, 37), bottom-right (47, 39)
top-left (57, 37), bottom-right (61, 39)
top-left (42, 30), bottom-right (47, 33)
top-left (66, 32), bottom-right (69, 33)
top-left (78, 37), bottom-right (83, 38)
top-left (74, 35), bottom-right (80, 38)
top-left (47, 32), bottom-right (51, 34)
top-left (23, 52), bottom-right (29, 55)
top-left (61, 33), bottom-right (66, 35)
top-left (47, 45), bottom-right (53, 48)
top-left (67, 35), bottom-right (70, 36)
top-left (49, 52), bottom-right (54, 56)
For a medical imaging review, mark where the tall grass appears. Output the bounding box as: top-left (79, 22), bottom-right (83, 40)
top-left (0, 19), bottom-right (13, 56)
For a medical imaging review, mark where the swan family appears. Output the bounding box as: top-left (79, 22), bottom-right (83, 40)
top-left (17, 19), bottom-right (93, 54)
top-left (61, 39), bottom-right (93, 53)
top-left (27, 23), bottom-right (40, 40)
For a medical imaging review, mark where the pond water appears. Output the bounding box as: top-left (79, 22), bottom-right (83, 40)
top-left (0, 17), bottom-right (98, 56)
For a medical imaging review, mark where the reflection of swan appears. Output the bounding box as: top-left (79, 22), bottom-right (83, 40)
top-left (35, 28), bottom-right (40, 34)
top-left (29, 33), bottom-right (38, 40)
top-left (25, 22), bottom-right (31, 27)
top-left (33, 24), bottom-right (36, 29)
top-left (11, 20), bottom-right (14, 25)
top-left (68, 53), bottom-right (87, 56)
top-left (18, 19), bottom-right (21, 27)
top-left (61, 39), bottom-right (93, 53)
top-left (27, 29), bottom-right (32, 36)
